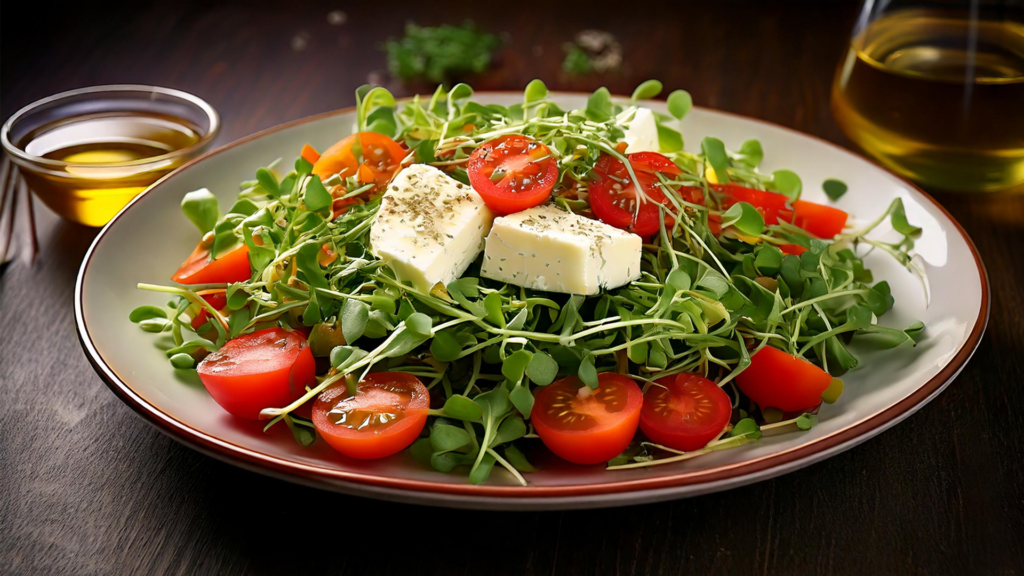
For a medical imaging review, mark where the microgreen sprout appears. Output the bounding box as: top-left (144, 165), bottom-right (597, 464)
top-left (130, 80), bottom-right (924, 483)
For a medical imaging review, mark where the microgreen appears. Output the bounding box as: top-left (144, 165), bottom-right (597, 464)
top-left (667, 90), bottom-right (693, 120)
top-left (822, 179), bottom-right (848, 201)
top-left (133, 79), bottom-right (925, 481)
top-left (384, 22), bottom-right (501, 83)
top-left (180, 188), bottom-right (219, 233)
top-left (631, 80), bottom-right (663, 102)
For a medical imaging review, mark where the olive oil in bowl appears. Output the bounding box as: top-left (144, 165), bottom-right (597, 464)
top-left (2, 86), bottom-right (219, 226)
top-left (831, 10), bottom-right (1024, 192)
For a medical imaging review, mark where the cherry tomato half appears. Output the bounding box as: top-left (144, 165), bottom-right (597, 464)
top-left (467, 134), bottom-right (559, 215)
top-left (531, 373), bottom-right (643, 465)
top-left (736, 346), bottom-right (833, 412)
top-left (640, 373), bottom-right (733, 452)
top-left (196, 327), bottom-right (316, 420)
top-left (588, 152), bottom-right (679, 237)
top-left (190, 289), bottom-right (227, 331)
top-left (312, 132), bottom-right (407, 191)
top-left (312, 372), bottom-right (430, 460)
top-left (171, 242), bottom-right (251, 285)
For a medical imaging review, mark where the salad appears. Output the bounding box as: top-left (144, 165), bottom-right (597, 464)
top-left (129, 80), bottom-right (925, 485)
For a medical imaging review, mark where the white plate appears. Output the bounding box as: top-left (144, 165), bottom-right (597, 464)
top-left (76, 93), bottom-right (989, 510)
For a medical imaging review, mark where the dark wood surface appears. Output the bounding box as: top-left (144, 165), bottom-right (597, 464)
top-left (2, 1), bottom-right (1022, 574)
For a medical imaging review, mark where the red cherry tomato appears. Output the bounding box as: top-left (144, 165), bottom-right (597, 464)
top-left (312, 372), bottom-right (430, 460)
top-left (467, 134), bottom-right (559, 215)
top-left (312, 132), bottom-right (407, 191)
top-left (736, 346), bottom-right (833, 412)
top-left (172, 242), bottom-right (251, 285)
top-left (628, 151), bottom-right (683, 176)
top-left (196, 327), bottom-right (316, 420)
top-left (640, 373), bottom-right (733, 452)
top-left (588, 153), bottom-right (678, 236)
top-left (531, 373), bottom-right (643, 465)
top-left (190, 290), bottom-right (227, 330)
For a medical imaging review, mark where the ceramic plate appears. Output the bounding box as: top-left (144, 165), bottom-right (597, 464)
top-left (76, 93), bottom-right (989, 510)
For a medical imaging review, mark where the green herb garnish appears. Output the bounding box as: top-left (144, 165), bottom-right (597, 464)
top-left (384, 22), bottom-right (501, 83)
top-left (131, 80), bottom-right (925, 484)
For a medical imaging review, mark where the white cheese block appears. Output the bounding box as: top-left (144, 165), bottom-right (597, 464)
top-left (479, 204), bottom-right (642, 295)
top-left (616, 106), bottom-right (660, 153)
top-left (370, 164), bottom-right (494, 291)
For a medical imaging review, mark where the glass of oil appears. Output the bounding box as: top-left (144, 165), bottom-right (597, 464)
top-left (1, 85), bottom-right (219, 226)
top-left (832, 3), bottom-right (1024, 192)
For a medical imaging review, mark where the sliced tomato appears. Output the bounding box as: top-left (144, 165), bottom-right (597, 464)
top-left (531, 373), bottom-right (643, 465)
top-left (312, 132), bottom-right (407, 190)
top-left (190, 289), bottom-right (227, 330)
top-left (708, 185), bottom-right (848, 239)
top-left (791, 200), bottom-right (849, 239)
top-left (714, 184), bottom-right (792, 225)
top-left (196, 327), bottom-right (316, 420)
top-left (588, 153), bottom-right (677, 236)
top-left (628, 152), bottom-right (683, 176)
top-left (736, 346), bottom-right (833, 412)
top-left (312, 372), bottom-right (430, 460)
top-left (171, 242), bottom-right (251, 285)
top-left (467, 134), bottom-right (558, 215)
top-left (640, 373), bottom-right (733, 452)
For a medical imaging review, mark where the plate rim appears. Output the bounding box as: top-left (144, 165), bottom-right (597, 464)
top-left (75, 92), bottom-right (991, 503)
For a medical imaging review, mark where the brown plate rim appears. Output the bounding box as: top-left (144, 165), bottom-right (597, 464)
top-left (75, 92), bottom-right (991, 502)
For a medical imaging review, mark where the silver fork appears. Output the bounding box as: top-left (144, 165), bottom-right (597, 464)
top-left (0, 154), bottom-right (39, 269)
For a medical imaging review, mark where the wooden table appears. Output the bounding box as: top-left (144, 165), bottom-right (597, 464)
top-left (2, 2), bottom-right (1022, 574)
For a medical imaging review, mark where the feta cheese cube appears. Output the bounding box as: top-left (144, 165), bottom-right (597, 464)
top-left (370, 164), bottom-right (494, 291)
top-left (479, 204), bottom-right (642, 295)
top-left (616, 106), bottom-right (661, 153)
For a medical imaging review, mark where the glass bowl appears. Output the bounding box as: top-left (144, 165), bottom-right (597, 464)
top-left (1, 85), bottom-right (220, 226)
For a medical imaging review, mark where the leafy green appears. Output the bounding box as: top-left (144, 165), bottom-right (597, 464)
top-left (701, 137), bottom-right (731, 183)
top-left (822, 178), bottom-right (848, 201)
top-left (180, 189), bottom-right (219, 234)
top-left (384, 22), bottom-right (501, 83)
top-left (667, 90), bottom-right (693, 120)
top-left (135, 79), bottom-right (925, 482)
top-left (631, 80), bottom-right (663, 102)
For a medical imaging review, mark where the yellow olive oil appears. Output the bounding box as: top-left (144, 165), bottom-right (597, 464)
top-left (832, 10), bottom-right (1024, 191)
top-left (18, 112), bottom-right (201, 226)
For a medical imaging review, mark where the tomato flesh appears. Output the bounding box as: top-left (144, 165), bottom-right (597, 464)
top-left (588, 153), bottom-right (678, 236)
top-left (172, 242), bottom-right (251, 285)
top-left (467, 134), bottom-right (558, 215)
top-left (196, 327), bottom-right (316, 420)
top-left (628, 152), bottom-right (683, 176)
top-left (531, 373), bottom-right (643, 465)
top-left (190, 290), bottom-right (227, 330)
top-left (736, 346), bottom-right (833, 412)
top-left (312, 132), bottom-right (407, 191)
top-left (313, 372), bottom-right (429, 460)
top-left (640, 373), bottom-right (733, 452)
top-left (791, 200), bottom-right (849, 239)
